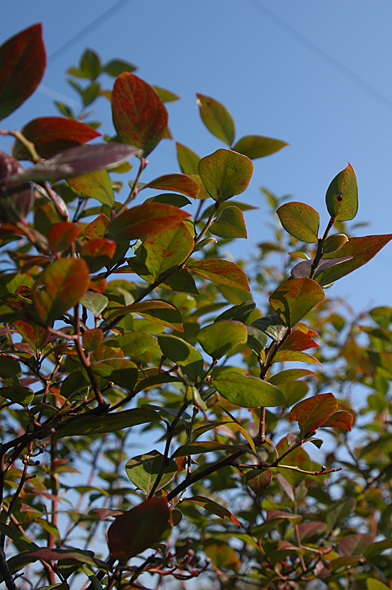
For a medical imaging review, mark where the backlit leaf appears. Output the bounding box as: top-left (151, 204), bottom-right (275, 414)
top-left (68, 169), bottom-right (114, 206)
top-left (197, 320), bottom-right (248, 360)
top-left (213, 372), bottom-right (286, 408)
top-left (187, 259), bottom-right (250, 291)
top-left (112, 72), bottom-right (168, 156)
top-left (210, 206), bottom-right (247, 239)
top-left (81, 238), bottom-right (116, 272)
top-left (158, 334), bottom-right (203, 380)
top-left (276, 436), bottom-right (312, 487)
top-left (276, 202), bottom-right (319, 243)
top-left (273, 350), bottom-right (322, 366)
top-left (12, 117), bottom-right (100, 160)
top-left (125, 450), bottom-right (177, 494)
top-left (82, 328), bottom-right (103, 352)
top-left (103, 59), bottom-right (137, 77)
top-left (143, 222), bottom-right (194, 279)
top-left (185, 496), bottom-right (240, 527)
top-left (0, 24), bottom-right (46, 121)
top-left (289, 393), bottom-right (338, 438)
top-left (176, 142), bottom-right (200, 175)
top-left (106, 300), bottom-right (183, 332)
top-left (326, 163), bottom-right (358, 221)
top-left (107, 498), bottom-right (170, 561)
top-left (85, 213), bottom-right (110, 240)
top-left (199, 149), bottom-right (253, 202)
top-left (233, 135), bottom-right (287, 159)
top-left (291, 256), bottom-right (352, 280)
top-left (0, 385), bottom-right (34, 406)
top-left (269, 369), bottom-right (316, 386)
top-left (281, 330), bottom-right (319, 352)
top-left (48, 222), bottom-right (83, 253)
top-left (196, 93), bottom-right (235, 145)
top-left (245, 469), bottom-right (273, 496)
top-left (321, 410), bottom-right (353, 431)
top-left (144, 173), bottom-right (200, 199)
top-left (33, 258), bottom-right (90, 325)
top-left (80, 292), bottom-right (108, 317)
top-left (107, 203), bottom-right (190, 241)
top-left (269, 278), bottom-right (325, 328)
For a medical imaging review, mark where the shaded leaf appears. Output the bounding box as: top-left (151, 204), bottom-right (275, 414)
top-left (197, 320), bottom-right (248, 360)
top-left (144, 173), bottom-right (200, 199)
top-left (199, 149), bottom-right (253, 202)
top-left (269, 277), bottom-right (325, 328)
top-left (68, 169), bottom-right (114, 206)
top-left (106, 300), bottom-right (183, 332)
top-left (210, 206), bottom-right (247, 239)
top-left (289, 393), bottom-right (338, 438)
top-left (298, 521), bottom-right (327, 541)
top-left (276, 436), bottom-right (312, 487)
top-left (12, 117), bottom-right (100, 160)
top-left (326, 163), bottom-right (358, 222)
top-left (0, 385), bottom-right (34, 406)
top-left (103, 59), bottom-right (137, 77)
top-left (213, 372), bottom-right (286, 408)
top-left (33, 258), bottom-right (90, 325)
top-left (107, 203), bottom-right (190, 241)
top-left (251, 314), bottom-right (287, 342)
top-left (185, 495), bottom-right (240, 526)
top-left (323, 232), bottom-right (348, 253)
top-left (291, 256), bottom-right (352, 280)
top-left (245, 469), bottom-right (273, 497)
top-left (338, 533), bottom-right (374, 557)
top-left (158, 334), bottom-right (203, 380)
top-left (125, 450), bottom-right (177, 494)
top-left (112, 72), bottom-right (168, 156)
top-left (82, 328), bottom-right (103, 353)
top-left (173, 441), bottom-right (250, 457)
top-left (0, 24), bottom-right (46, 121)
top-left (321, 410), bottom-right (353, 431)
top-left (269, 369), bottom-right (316, 386)
top-left (276, 202), bottom-right (319, 243)
top-left (80, 292), bottom-right (109, 317)
top-left (176, 142), bottom-right (200, 175)
top-left (107, 498), bottom-right (170, 561)
top-left (187, 258), bottom-right (250, 291)
top-left (233, 135), bottom-right (287, 159)
top-left (196, 93), bottom-right (235, 145)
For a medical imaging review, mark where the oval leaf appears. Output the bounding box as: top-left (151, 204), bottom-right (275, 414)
top-left (198, 149), bottom-right (253, 202)
top-left (144, 173), bottom-right (200, 199)
top-left (213, 372), bottom-right (286, 408)
top-left (289, 392), bottom-right (338, 438)
top-left (210, 206), bottom-right (247, 239)
top-left (187, 259), bottom-right (250, 291)
top-left (33, 258), bottom-right (90, 325)
top-left (68, 169), bottom-right (114, 206)
top-left (269, 278), bottom-right (325, 328)
top-left (48, 222), bottom-right (83, 254)
top-left (158, 334), bottom-right (203, 380)
top-left (325, 163), bottom-right (358, 222)
top-left (125, 450), bottom-right (177, 494)
top-left (112, 72), bottom-right (168, 156)
top-left (276, 202), bottom-right (319, 243)
top-left (107, 203), bottom-right (190, 241)
top-left (12, 117), bottom-right (100, 160)
top-left (176, 142), bottom-right (200, 175)
top-left (0, 24), bottom-right (46, 121)
top-left (233, 135), bottom-right (288, 159)
top-left (197, 320), bottom-right (248, 360)
top-left (196, 94), bottom-right (235, 145)
top-left (107, 497), bottom-right (170, 561)
top-left (143, 222), bottom-right (194, 279)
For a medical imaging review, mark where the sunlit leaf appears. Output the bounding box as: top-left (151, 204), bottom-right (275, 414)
top-left (48, 222), bottom-right (83, 253)
top-left (289, 393), bottom-right (338, 439)
top-left (81, 238), bottom-right (116, 272)
top-left (68, 169), bottom-right (114, 206)
top-left (187, 258), bottom-right (250, 291)
top-left (210, 206), bottom-right (247, 239)
top-left (276, 202), bottom-right (319, 243)
top-left (321, 410), bottom-right (353, 431)
top-left (176, 142), bottom-right (200, 175)
top-left (269, 277), bottom-right (325, 328)
top-left (233, 135), bottom-right (287, 159)
top-left (143, 222), bottom-right (194, 279)
top-left (326, 163), bottom-right (358, 222)
top-left (197, 320), bottom-right (248, 360)
top-left (107, 203), bottom-right (190, 241)
top-left (199, 149), bottom-right (253, 202)
top-left (196, 93), bottom-right (235, 145)
top-left (143, 173), bottom-right (200, 199)
top-left (323, 232), bottom-right (348, 253)
top-left (213, 372), bottom-right (286, 408)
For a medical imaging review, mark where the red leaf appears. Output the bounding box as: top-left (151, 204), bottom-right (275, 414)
top-left (281, 330), bottom-right (319, 352)
top-left (321, 410), bottom-right (353, 431)
top-left (107, 203), bottom-right (190, 241)
top-left (107, 497), bottom-right (170, 561)
top-left (13, 319), bottom-right (49, 351)
top-left (82, 328), bottom-right (103, 352)
top-left (270, 277), bottom-right (325, 328)
top-left (12, 117), bottom-right (100, 160)
top-left (81, 238), bottom-right (116, 272)
top-left (85, 213), bottom-right (110, 240)
top-left (289, 393), bottom-right (338, 439)
top-left (187, 259), bottom-right (250, 291)
top-left (48, 222), bottom-right (83, 253)
top-left (144, 173), bottom-right (200, 199)
top-left (0, 24), bottom-right (46, 121)
top-left (112, 72), bottom-right (168, 156)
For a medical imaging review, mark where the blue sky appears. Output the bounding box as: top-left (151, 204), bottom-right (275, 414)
top-left (2, 1), bottom-right (392, 312)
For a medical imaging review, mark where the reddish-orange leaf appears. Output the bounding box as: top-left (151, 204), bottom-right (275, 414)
top-left (187, 259), bottom-right (250, 291)
top-left (144, 173), bottom-right (200, 199)
top-left (81, 238), bottom-right (116, 272)
top-left (289, 392), bottom-right (338, 439)
top-left (85, 213), bottom-right (110, 240)
top-left (270, 277), bottom-right (325, 328)
top-left (12, 117), bottom-right (101, 160)
top-left (112, 72), bottom-right (168, 156)
top-left (82, 328), bottom-right (104, 353)
top-left (107, 203), bottom-right (190, 241)
top-left (33, 258), bottom-right (90, 325)
top-left (48, 222), bottom-right (83, 254)
top-left (13, 319), bottom-right (49, 351)
top-left (0, 24), bottom-right (46, 121)
top-left (321, 410), bottom-right (353, 431)
top-left (107, 497), bottom-right (170, 561)
top-left (89, 277), bottom-right (107, 293)
top-left (281, 330), bottom-right (319, 352)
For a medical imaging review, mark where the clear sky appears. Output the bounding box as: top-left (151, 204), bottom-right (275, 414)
top-left (2, 1), bottom-right (392, 312)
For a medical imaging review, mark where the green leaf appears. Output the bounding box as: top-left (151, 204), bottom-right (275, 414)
top-left (158, 334), bottom-right (204, 380)
top-left (0, 24), bottom-right (46, 121)
top-left (215, 301), bottom-right (256, 323)
top-left (317, 234), bottom-right (392, 285)
top-left (0, 385), bottom-right (34, 406)
top-left (276, 202), bottom-right (319, 243)
top-left (173, 441), bottom-right (250, 457)
top-left (103, 59), bottom-right (137, 77)
top-left (143, 222), bottom-right (194, 279)
top-left (251, 314), bottom-right (287, 342)
top-left (116, 332), bottom-right (157, 357)
top-left (187, 259), bottom-right (250, 291)
top-left (80, 49), bottom-right (101, 80)
top-left (106, 300), bottom-right (183, 332)
top-left (367, 579), bottom-right (391, 590)
top-left (289, 393), bottom-right (338, 438)
top-left (325, 163), bottom-right (358, 221)
top-left (276, 436), bottom-right (312, 487)
top-left (33, 258), bottom-right (90, 325)
top-left (213, 372), bottom-right (286, 408)
top-left (322, 233), bottom-right (348, 253)
top-left (233, 135), bottom-right (288, 159)
top-left (143, 173), bottom-right (200, 199)
top-left (245, 469), bottom-right (273, 497)
top-left (185, 495), bottom-right (240, 526)
top-left (176, 142), bottom-right (200, 175)
top-left (269, 369), bottom-right (316, 386)
top-left (125, 450), bottom-right (177, 494)
top-left (196, 93), bottom-right (235, 145)
top-left (199, 149), bottom-right (253, 202)
top-left (12, 116), bottom-right (101, 160)
top-left (55, 407), bottom-right (161, 440)
top-left (153, 85), bottom-right (180, 103)
top-left (91, 359), bottom-right (138, 390)
top-left (197, 320), bottom-right (248, 360)
top-left (269, 278), bottom-right (325, 328)
top-left (107, 203), bottom-right (190, 241)
top-left (273, 350), bottom-right (322, 366)
top-left (80, 292), bottom-right (109, 317)
top-left (246, 326), bottom-right (268, 356)
top-left (107, 498), bottom-right (170, 561)
top-left (112, 72), bottom-right (168, 156)
top-left (68, 169), bottom-right (114, 206)
top-left (210, 206), bottom-right (247, 239)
